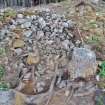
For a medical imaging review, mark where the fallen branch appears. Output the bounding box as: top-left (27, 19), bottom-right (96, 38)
top-left (45, 69), bottom-right (58, 105)
top-left (65, 88), bottom-right (74, 105)
top-left (45, 56), bottom-right (59, 105)
top-left (76, 27), bottom-right (84, 45)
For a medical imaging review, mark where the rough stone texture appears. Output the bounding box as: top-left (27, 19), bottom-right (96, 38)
top-left (0, 9), bottom-right (80, 92)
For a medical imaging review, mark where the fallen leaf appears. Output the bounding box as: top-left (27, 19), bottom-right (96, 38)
top-left (27, 52), bottom-right (40, 65)
top-left (13, 39), bottom-right (25, 48)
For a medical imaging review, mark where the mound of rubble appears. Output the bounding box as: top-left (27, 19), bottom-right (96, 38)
top-left (0, 8), bottom-right (80, 92)
top-left (0, 8), bottom-right (99, 105)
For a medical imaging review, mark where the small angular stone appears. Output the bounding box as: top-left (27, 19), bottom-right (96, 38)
top-left (13, 39), bottom-right (25, 48)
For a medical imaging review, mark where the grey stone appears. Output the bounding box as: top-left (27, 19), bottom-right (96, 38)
top-left (63, 22), bottom-right (69, 28)
top-left (67, 20), bottom-right (75, 28)
top-left (0, 29), bottom-right (9, 40)
top-left (62, 40), bottom-right (70, 50)
top-left (72, 48), bottom-right (96, 78)
top-left (37, 31), bottom-right (44, 40)
top-left (75, 40), bottom-right (81, 46)
top-left (27, 46), bottom-right (32, 51)
top-left (38, 17), bottom-right (46, 28)
top-left (17, 14), bottom-right (24, 19)
top-left (58, 81), bottom-right (67, 88)
top-left (18, 63), bottom-right (25, 69)
top-left (9, 25), bottom-right (16, 30)
top-left (91, 0), bottom-right (100, 5)
top-left (0, 90), bottom-right (14, 105)
top-left (17, 19), bottom-right (26, 24)
top-left (11, 19), bottom-right (17, 25)
top-left (26, 15), bottom-right (30, 19)
top-left (23, 30), bottom-right (33, 37)
top-left (37, 86), bottom-right (44, 93)
top-left (52, 14), bottom-right (57, 19)
top-left (14, 48), bottom-right (23, 55)
top-left (31, 15), bottom-right (37, 20)
top-left (21, 21), bottom-right (32, 28)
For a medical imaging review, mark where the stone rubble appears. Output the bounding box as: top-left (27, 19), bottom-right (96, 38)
top-left (0, 9), bottom-right (80, 93)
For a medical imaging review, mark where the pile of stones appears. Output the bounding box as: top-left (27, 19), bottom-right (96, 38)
top-left (0, 8), bottom-right (81, 93)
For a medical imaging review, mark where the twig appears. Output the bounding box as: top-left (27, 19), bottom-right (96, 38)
top-left (65, 88), bottom-right (74, 105)
top-left (32, 66), bottom-right (36, 85)
top-left (32, 65), bottom-right (36, 93)
top-left (76, 27), bottom-right (84, 45)
top-left (45, 57), bottom-right (59, 105)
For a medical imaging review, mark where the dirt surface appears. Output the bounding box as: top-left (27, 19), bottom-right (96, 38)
top-left (0, 0), bottom-right (105, 105)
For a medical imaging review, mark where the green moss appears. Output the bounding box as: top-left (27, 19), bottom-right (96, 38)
top-left (0, 65), bottom-right (10, 91)
top-left (0, 82), bottom-right (9, 91)
top-left (95, 46), bottom-right (102, 52)
top-left (0, 48), bottom-right (6, 56)
top-left (0, 65), bottom-right (5, 80)
top-left (87, 20), bottom-right (98, 28)
top-left (23, 11), bottom-right (39, 16)
top-left (0, 15), bottom-right (4, 21)
top-left (98, 61), bottom-right (105, 78)
top-left (4, 9), bottom-right (16, 18)
top-left (96, 95), bottom-right (104, 105)
top-left (87, 35), bottom-right (102, 44)
top-left (97, 82), bottom-right (105, 89)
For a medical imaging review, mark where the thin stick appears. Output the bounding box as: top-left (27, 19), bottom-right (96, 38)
top-left (32, 65), bottom-right (36, 87)
top-left (65, 88), bottom-right (74, 105)
top-left (45, 58), bottom-right (59, 105)
top-left (77, 27), bottom-right (84, 45)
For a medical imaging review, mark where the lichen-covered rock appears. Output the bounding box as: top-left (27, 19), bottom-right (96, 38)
top-left (71, 48), bottom-right (97, 78)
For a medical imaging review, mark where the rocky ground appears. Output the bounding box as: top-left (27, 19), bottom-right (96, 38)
top-left (0, 0), bottom-right (105, 105)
